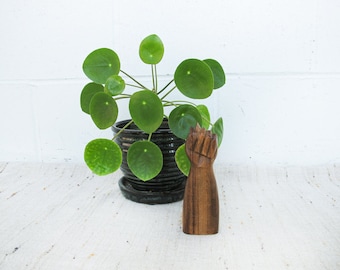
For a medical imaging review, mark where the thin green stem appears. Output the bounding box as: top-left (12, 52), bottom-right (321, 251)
top-left (157, 79), bottom-right (174, 96)
top-left (111, 119), bottom-right (134, 141)
top-left (151, 65), bottom-right (157, 93)
top-left (114, 94), bottom-right (132, 101)
top-left (126, 83), bottom-right (144, 89)
top-left (162, 100), bottom-right (178, 107)
top-left (163, 100), bottom-right (197, 107)
top-left (160, 85), bottom-right (177, 100)
top-left (147, 133), bottom-right (152, 141)
top-left (120, 70), bottom-right (149, 90)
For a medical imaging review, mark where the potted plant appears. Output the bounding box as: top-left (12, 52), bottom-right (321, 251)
top-left (80, 34), bottom-right (225, 203)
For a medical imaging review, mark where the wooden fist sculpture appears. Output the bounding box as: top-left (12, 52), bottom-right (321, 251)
top-left (182, 124), bottom-right (219, 235)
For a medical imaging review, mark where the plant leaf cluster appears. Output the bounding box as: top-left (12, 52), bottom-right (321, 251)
top-left (81, 34), bottom-right (225, 180)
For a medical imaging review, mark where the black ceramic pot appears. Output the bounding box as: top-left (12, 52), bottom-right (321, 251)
top-left (112, 119), bottom-right (187, 204)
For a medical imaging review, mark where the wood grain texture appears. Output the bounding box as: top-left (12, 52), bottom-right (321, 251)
top-left (182, 125), bottom-right (219, 234)
top-left (0, 162), bottom-right (339, 270)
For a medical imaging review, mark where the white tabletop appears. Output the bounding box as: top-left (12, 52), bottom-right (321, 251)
top-left (0, 162), bottom-right (339, 270)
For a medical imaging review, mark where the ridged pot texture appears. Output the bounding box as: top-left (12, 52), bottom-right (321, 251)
top-left (112, 119), bottom-right (186, 192)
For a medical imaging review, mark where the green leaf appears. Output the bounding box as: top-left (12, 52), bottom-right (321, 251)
top-left (174, 59), bottom-right (214, 99)
top-left (80, 83), bottom-right (104, 114)
top-left (90, 92), bottom-right (118, 129)
top-left (168, 105), bottom-right (202, 139)
top-left (139, 34), bottom-right (164, 64)
top-left (127, 141), bottom-right (163, 181)
top-left (196, 104), bottom-right (210, 129)
top-left (105, 75), bottom-right (125, 96)
top-left (212, 117), bottom-right (224, 147)
top-left (203, 59), bottom-right (226, 89)
top-left (129, 90), bottom-right (164, 133)
top-left (83, 48), bottom-right (120, 84)
top-left (175, 144), bottom-right (191, 176)
top-left (84, 139), bottom-right (122, 176)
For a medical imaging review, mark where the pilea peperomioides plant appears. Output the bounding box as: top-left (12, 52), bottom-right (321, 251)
top-left (81, 34), bottom-right (225, 181)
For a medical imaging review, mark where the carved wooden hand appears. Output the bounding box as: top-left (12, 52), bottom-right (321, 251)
top-left (182, 124), bottom-right (219, 235)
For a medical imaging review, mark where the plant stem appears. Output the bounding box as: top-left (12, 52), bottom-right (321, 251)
top-left (125, 83), bottom-right (144, 89)
top-left (120, 70), bottom-right (148, 90)
top-left (157, 79), bottom-right (174, 96)
top-left (151, 65), bottom-right (157, 93)
top-left (163, 100), bottom-right (197, 107)
top-left (111, 119), bottom-right (134, 141)
top-left (160, 85), bottom-right (177, 100)
top-left (114, 94), bottom-right (131, 101)
top-left (147, 133), bottom-right (152, 141)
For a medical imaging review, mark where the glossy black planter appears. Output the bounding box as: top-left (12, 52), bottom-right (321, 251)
top-left (112, 119), bottom-right (187, 204)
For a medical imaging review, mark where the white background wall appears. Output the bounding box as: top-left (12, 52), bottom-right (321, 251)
top-left (0, 0), bottom-right (340, 166)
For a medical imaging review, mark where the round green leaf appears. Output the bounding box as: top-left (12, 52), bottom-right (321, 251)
top-left (80, 83), bottom-right (104, 114)
top-left (196, 104), bottom-right (210, 129)
top-left (174, 59), bottom-right (214, 99)
top-left (139, 34), bottom-right (164, 64)
top-left (203, 59), bottom-right (226, 89)
top-left (105, 75), bottom-right (125, 96)
top-left (168, 105), bottom-right (202, 139)
top-left (129, 90), bottom-right (164, 133)
top-left (90, 92), bottom-right (118, 129)
top-left (127, 141), bottom-right (163, 181)
top-left (83, 48), bottom-right (120, 84)
top-left (175, 144), bottom-right (191, 176)
top-left (84, 139), bottom-right (122, 176)
top-left (212, 117), bottom-right (224, 147)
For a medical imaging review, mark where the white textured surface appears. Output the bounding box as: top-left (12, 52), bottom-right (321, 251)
top-left (1, 163), bottom-right (339, 269)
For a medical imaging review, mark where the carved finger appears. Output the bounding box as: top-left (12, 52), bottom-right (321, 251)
top-left (200, 132), bottom-right (212, 156)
